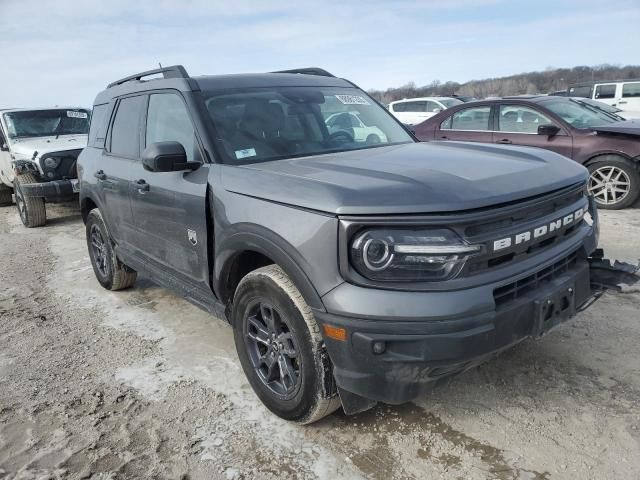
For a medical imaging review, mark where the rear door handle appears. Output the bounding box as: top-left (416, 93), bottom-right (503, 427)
top-left (496, 139), bottom-right (512, 144)
top-left (94, 170), bottom-right (106, 181)
top-left (136, 179), bottom-right (150, 193)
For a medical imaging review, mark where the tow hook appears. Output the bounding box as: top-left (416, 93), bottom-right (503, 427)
top-left (588, 248), bottom-right (640, 291)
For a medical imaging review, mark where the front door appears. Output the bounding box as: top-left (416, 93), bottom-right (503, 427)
top-left (592, 83), bottom-right (618, 108)
top-left (493, 104), bottom-right (573, 158)
top-left (128, 92), bottom-right (210, 287)
top-left (436, 105), bottom-right (493, 143)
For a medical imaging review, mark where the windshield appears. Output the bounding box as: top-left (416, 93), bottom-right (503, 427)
top-left (3, 109), bottom-right (90, 139)
top-left (439, 98), bottom-right (463, 108)
top-left (203, 87), bottom-right (413, 164)
top-left (542, 99), bottom-right (618, 128)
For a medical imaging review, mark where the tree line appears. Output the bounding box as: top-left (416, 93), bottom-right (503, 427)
top-left (368, 64), bottom-right (640, 104)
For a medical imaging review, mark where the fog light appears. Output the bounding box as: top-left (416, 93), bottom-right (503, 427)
top-left (372, 341), bottom-right (386, 354)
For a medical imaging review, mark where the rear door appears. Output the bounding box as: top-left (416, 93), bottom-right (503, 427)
top-left (618, 82), bottom-right (640, 119)
top-left (436, 105), bottom-right (493, 143)
top-left (493, 104), bottom-right (573, 158)
top-left (99, 95), bottom-right (145, 245)
top-left (128, 91), bottom-right (210, 287)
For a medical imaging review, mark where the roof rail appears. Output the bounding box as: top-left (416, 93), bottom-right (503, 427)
top-left (107, 65), bottom-right (190, 88)
top-left (271, 67), bottom-right (335, 77)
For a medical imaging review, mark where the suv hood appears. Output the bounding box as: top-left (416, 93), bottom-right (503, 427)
top-left (9, 134), bottom-right (87, 160)
top-left (222, 142), bottom-right (588, 215)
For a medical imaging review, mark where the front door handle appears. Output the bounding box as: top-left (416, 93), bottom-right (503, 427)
top-left (496, 139), bottom-right (512, 144)
top-left (440, 135), bottom-right (448, 140)
top-left (136, 179), bottom-right (150, 193)
top-left (94, 170), bottom-right (106, 181)
top-left (618, 101), bottom-right (627, 105)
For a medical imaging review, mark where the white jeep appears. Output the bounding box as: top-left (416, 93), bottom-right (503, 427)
top-left (0, 108), bottom-right (90, 227)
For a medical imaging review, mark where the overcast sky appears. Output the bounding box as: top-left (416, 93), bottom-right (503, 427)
top-left (1, 0), bottom-right (639, 107)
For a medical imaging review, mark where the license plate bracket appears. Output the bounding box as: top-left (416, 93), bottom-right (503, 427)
top-left (533, 280), bottom-right (576, 336)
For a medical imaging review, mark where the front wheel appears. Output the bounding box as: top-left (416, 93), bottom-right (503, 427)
top-left (86, 209), bottom-right (137, 290)
top-left (232, 265), bottom-right (340, 424)
top-left (13, 173), bottom-right (46, 227)
top-left (587, 157), bottom-right (640, 210)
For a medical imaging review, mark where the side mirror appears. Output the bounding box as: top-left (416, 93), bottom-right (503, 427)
top-left (538, 124), bottom-right (560, 137)
top-left (141, 141), bottom-right (199, 172)
top-left (0, 142), bottom-right (8, 152)
top-left (432, 108), bottom-right (443, 114)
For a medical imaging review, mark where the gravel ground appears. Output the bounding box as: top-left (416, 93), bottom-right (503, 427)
top-left (0, 202), bottom-right (639, 480)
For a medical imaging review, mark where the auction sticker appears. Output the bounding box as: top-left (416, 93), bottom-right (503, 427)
top-left (67, 111), bottom-right (88, 119)
top-left (335, 95), bottom-right (370, 105)
top-left (235, 148), bottom-right (257, 159)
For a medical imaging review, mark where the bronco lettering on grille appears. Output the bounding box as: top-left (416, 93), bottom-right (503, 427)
top-left (493, 207), bottom-right (585, 252)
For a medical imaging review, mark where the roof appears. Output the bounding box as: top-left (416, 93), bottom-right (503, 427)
top-left (0, 107), bottom-right (89, 114)
top-left (569, 79), bottom-right (640, 87)
top-left (94, 65), bottom-right (354, 105)
top-left (390, 96), bottom-right (459, 103)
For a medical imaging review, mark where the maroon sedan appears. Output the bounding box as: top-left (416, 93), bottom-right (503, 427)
top-left (413, 96), bottom-right (640, 209)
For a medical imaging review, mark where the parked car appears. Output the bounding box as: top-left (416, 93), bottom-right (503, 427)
top-left (548, 90), bottom-right (567, 97)
top-left (413, 96), bottom-right (640, 209)
top-left (325, 111), bottom-right (387, 144)
top-left (79, 65), bottom-right (632, 423)
top-left (388, 96), bottom-right (463, 125)
top-left (0, 108), bottom-right (90, 226)
top-left (451, 95), bottom-right (478, 103)
top-left (567, 80), bottom-right (640, 119)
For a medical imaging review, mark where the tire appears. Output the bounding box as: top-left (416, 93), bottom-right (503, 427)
top-left (366, 134), bottom-right (381, 144)
top-left (0, 184), bottom-right (12, 206)
top-left (13, 173), bottom-right (46, 227)
top-left (86, 209), bottom-right (137, 291)
top-left (587, 156), bottom-right (640, 210)
top-left (232, 265), bottom-right (340, 424)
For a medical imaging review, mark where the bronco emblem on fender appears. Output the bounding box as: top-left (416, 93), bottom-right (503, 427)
top-left (187, 229), bottom-right (197, 246)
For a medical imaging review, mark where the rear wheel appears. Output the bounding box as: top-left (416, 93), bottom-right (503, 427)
top-left (86, 209), bottom-right (137, 290)
top-left (13, 172), bottom-right (46, 227)
top-left (0, 184), bottom-right (12, 206)
top-left (232, 265), bottom-right (340, 424)
top-left (587, 156), bottom-right (640, 210)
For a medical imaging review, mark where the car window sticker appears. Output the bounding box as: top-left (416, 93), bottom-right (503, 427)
top-left (335, 95), bottom-right (370, 106)
top-left (235, 148), bottom-right (257, 159)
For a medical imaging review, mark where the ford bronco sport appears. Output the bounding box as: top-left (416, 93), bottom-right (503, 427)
top-left (78, 66), bottom-right (638, 423)
top-left (0, 108), bottom-right (89, 227)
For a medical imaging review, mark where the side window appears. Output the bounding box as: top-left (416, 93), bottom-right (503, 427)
top-left (404, 101), bottom-right (426, 113)
top-left (568, 86), bottom-right (592, 98)
top-left (391, 102), bottom-right (405, 113)
top-left (498, 105), bottom-right (553, 134)
top-left (146, 93), bottom-right (196, 161)
top-left (440, 115), bottom-right (452, 130)
top-left (622, 83), bottom-right (640, 98)
top-left (88, 104), bottom-right (108, 147)
top-left (594, 84), bottom-right (616, 99)
top-left (109, 96), bottom-right (144, 158)
top-left (448, 106), bottom-right (491, 131)
top-left (425, 101), bottom-right (442, 113)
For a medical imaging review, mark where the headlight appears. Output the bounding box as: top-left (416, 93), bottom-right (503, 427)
top-left (350, 228), bottom-right (481, 282)
top-left (42, 156), bottom-right (60, 169)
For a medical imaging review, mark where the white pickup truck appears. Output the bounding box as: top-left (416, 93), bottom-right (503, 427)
top-left (0, 108), bottom-right (90, 227)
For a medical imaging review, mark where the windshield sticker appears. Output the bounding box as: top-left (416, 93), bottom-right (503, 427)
top-left (67, 110), bottom-right (88, 119)
top-left (335, 95), bottom-right (370, 105)
top-left (235, 148), bottom-right (257, 160)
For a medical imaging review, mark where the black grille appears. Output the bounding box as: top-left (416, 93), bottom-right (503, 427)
top-left (493, 251), bottom-right (579, 307)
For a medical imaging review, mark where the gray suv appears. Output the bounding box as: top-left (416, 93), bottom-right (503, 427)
top-left (78, 65), bottom-right (634, 423)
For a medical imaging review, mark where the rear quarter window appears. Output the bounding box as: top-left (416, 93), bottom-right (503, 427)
top-left (88, 104), bottom-right (109, 147)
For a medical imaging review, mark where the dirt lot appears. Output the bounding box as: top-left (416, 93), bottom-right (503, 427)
top-left (0, 203), bottom-right (639, 480)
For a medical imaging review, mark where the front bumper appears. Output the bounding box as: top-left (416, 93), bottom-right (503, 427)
top-left (20, 179), bottom-right (78, 203)
top-left (317, 231), bottom-right (637, 411)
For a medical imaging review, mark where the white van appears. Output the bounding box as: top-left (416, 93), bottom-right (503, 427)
top-left (567, 80), bottom-right (640, 119)
top-left (388, 97), bottom-right (463, 126)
